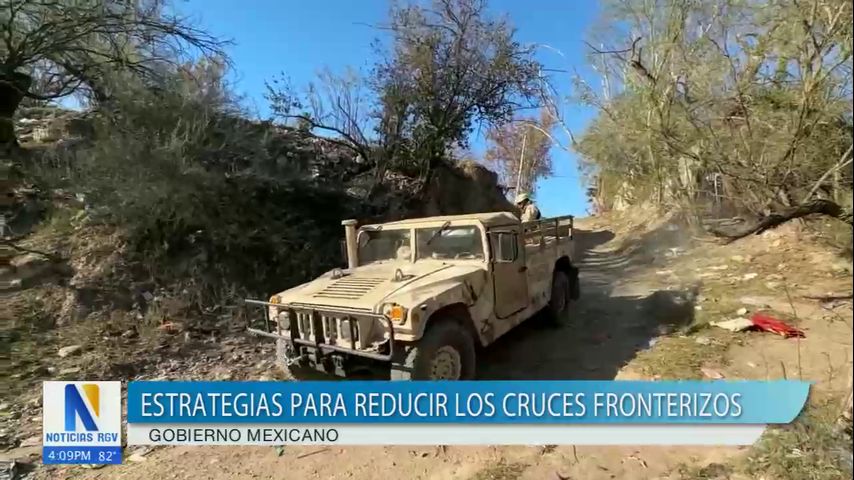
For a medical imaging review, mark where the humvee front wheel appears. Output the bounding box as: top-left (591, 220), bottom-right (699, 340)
top-left (391, 321), bottom-right (476, 380)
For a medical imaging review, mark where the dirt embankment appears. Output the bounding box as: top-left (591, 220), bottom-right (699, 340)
top-left (3, 207), bottom-right (851, 480)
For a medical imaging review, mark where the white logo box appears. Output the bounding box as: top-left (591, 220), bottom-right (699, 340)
top-left (43, 381), bottom-right (122, 465)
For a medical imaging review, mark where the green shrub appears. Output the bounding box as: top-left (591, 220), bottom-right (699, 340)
top-left (31, 78), bottom-right (362, 309)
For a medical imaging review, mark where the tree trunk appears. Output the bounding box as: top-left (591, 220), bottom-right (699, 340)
top-left (708, 199), bottom-right (853, 243)
top-left (0, 70), bottom-right (32, 150)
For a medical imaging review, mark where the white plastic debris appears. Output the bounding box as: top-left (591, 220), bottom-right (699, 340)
top-left (710, 317), bottom-right (753, 332)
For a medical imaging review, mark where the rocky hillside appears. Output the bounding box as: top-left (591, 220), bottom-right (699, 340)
top-left (4, 104), bottom-right (513, 306)
top-left (10, 105), bottom-right (511, 216)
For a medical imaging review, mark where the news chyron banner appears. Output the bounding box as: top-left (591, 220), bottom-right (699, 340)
top-left (123, 380), bottom-right (810, 447)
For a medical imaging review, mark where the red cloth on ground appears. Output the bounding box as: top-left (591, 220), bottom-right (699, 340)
top-left (750, 313), bottom-right (805, 338)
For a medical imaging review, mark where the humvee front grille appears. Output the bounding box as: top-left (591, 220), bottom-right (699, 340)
top-left (245, 299), bottom-right (395, 362)
top-left (313, 276), bottom-right (386, 300)
top-left (295, 312), bottom-right (361, 346)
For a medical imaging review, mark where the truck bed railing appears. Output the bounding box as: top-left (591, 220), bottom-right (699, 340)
top-left (521, 215), bottom-right (574, 245)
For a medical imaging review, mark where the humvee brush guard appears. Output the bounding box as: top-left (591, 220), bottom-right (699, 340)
top-left (246, 212), bottom-right (579, 380)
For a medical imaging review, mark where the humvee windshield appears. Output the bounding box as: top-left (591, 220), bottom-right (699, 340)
top-left (357, 225), bottom-right (484, 264)
top-left (358, 229), bottom-right (411, 264)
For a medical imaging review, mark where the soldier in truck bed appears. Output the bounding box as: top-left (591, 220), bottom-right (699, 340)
top-left (514, 193), bottom-right (541, 222)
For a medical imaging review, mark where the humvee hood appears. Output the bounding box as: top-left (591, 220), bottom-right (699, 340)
top-left (275, 261), bottom-right (486, 312)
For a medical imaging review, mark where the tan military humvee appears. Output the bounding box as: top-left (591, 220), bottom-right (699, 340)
top-left (247, 212), bottom-right (579, 380)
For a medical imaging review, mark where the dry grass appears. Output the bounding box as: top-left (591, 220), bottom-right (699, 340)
top-left (469, 461), bottom-right (528, 480)
top-left (3, 288), bottom-right (62, 398)
top-left (677, 402), bottom-right (852, 480)
top-left (742, 402), bottom-right (852, 480)
top-left (632, 331), bottom-right (734, 380)
top-left (676, 461), bottom-right (735, 479)
top-left (808, 218), bottom-right (854, 258)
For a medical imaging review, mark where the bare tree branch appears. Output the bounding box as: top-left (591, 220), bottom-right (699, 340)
top-left (708, 199), bottom-right (853, 243)
top-left (803, 144), bottom-right (853, 202)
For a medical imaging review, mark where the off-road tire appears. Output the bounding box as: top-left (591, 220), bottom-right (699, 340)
top-left (276, 338), bottom-right (315, 380)
top-left (390, 321), bottom-right (476, 381)
top-left (544, 270), bottom-right (571, 326)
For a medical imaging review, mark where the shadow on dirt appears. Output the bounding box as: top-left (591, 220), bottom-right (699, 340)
top-left (572, 227), bottom-right (616, 252)
top-left (476, 226), bottom-right (698, 380)
top-left (476, 286), bottom-right (697, 380)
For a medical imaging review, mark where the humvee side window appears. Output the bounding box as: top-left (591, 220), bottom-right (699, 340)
top-left (491, 232), bottom-right (518, 262)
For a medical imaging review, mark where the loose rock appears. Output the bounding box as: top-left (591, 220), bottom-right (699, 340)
top-left (58, 345), bottom-right (83, 358)
top-left (128, 453), bottom-right (148, 462)
top-left (19, 435), bottom-right (41, 447)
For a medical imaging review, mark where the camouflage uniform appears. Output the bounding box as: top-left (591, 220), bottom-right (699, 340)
top-left (520, 202), bottom-right (541, 222)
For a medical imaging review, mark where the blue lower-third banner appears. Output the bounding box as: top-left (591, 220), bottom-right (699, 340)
top-left (125, 380), bottom-right (809, 446)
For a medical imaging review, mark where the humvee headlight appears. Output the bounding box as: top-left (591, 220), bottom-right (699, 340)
top-left (269, 295), bottom-right (280, 304)
top-left (339, 318), bottom-right (352, 340)
top-left (382, 303), bottom-right (408, 324)
top-left (277, 311), bottom-right (290, 330)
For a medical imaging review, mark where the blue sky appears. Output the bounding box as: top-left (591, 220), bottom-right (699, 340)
top-left (180, 0), bottom-right (600, 217)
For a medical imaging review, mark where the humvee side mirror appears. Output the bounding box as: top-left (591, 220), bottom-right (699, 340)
top-left (490, 231), bottom-right (518, 263)
top-left (358, 234), bottom-right (370, 248)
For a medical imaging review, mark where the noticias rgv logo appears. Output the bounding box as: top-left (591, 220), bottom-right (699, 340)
top-left (44, 383), bottom-right (114, 443)
top-left (65, 384), bottom-right (100, 431)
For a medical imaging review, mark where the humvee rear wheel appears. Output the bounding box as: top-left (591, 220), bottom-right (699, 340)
top-left (391, 321), bottom-right (475, 381)
top-left (545, 270), bottom-right (571, 326)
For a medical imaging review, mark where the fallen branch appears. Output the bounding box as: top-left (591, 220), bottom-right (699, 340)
top-left (802, 292), bottom-right (853, 301)
top-left (701, 216), bottom-right (746, 226)
top-left (1, 239), bottom-right (64, 263)
top-left (707, 199), bottom-right (853, 243)
top-left (296, 447), bottom-right (330, 459)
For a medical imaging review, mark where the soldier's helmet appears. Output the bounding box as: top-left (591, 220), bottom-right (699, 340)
top-left (514, 193), bottom-right (531, 205)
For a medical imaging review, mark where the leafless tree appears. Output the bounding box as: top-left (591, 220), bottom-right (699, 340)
top-left (574, 0), bottom-right (853, 226)
top-left (266, 68), bottom-right (373, 166)
top-left (1, 0), bottom-right (227, 148)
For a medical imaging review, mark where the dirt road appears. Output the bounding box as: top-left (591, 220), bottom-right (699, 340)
top-left (24, 218), bottom-right (854, 479)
